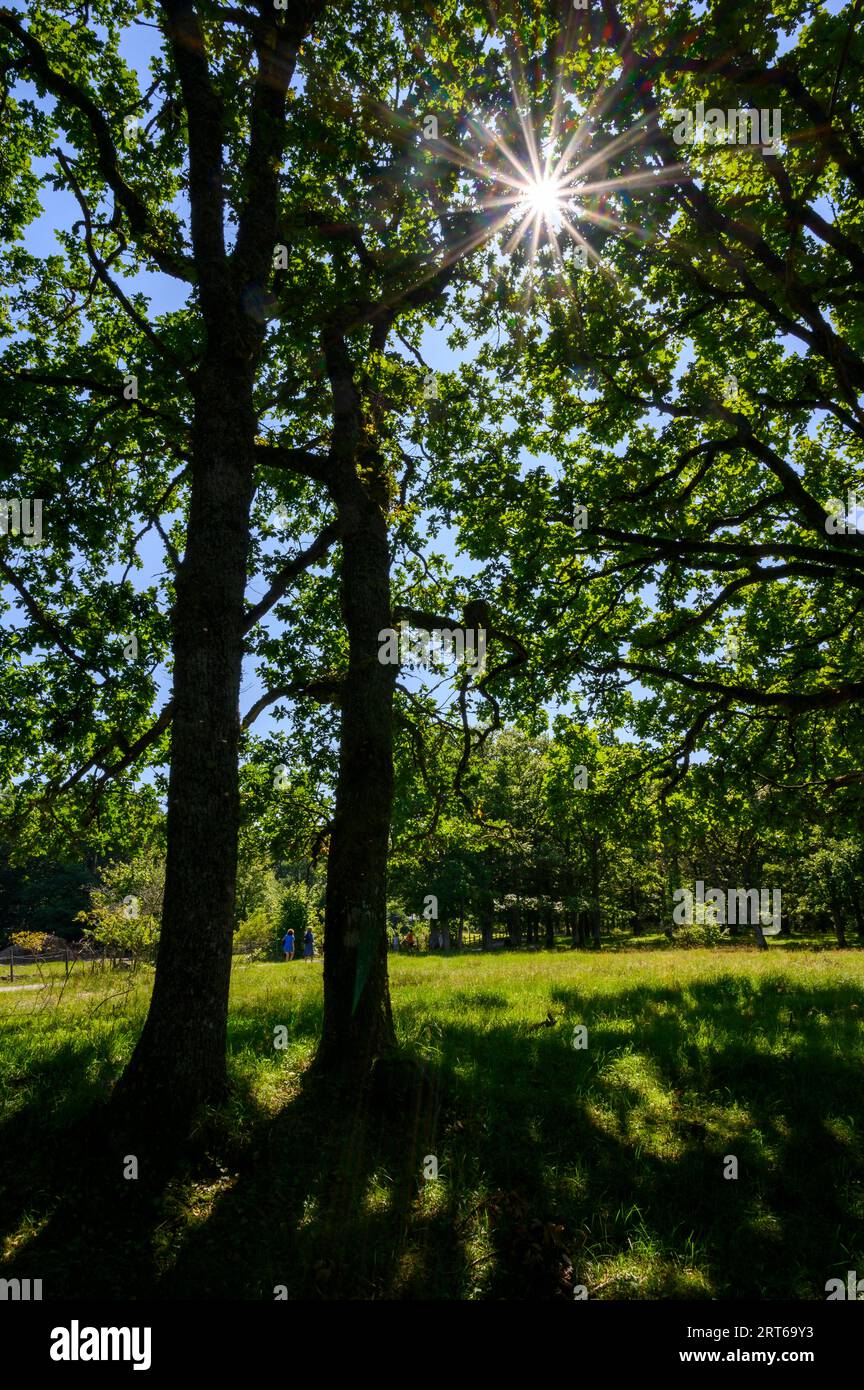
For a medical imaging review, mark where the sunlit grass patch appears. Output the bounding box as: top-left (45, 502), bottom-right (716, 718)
top-left (1, 945), bottom-right (862, 1299)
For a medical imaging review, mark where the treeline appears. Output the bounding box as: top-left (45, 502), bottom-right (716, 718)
top-left (5, 727), bottom-right (861, 954)
top-left (0, 841), bottom-right (320, 958)
top-left (388, 729), bottom-right (864, 951)
top-left (0, 849), bottom-right (96, 943)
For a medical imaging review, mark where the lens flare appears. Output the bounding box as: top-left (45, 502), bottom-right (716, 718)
top-left (518, 173), bottom-right (566, 225)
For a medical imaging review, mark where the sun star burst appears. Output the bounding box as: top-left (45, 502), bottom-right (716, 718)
top-left (519, 173), bottom-right (567, 225)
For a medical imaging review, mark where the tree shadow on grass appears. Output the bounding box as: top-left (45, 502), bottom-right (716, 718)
top-left (350, 972), bottom-right (864, 1298)
top-left (1, 972), bottom-right (862, 1300)
top-left (0, 991), bottom-right (321, 1298)
top-left (0, 990), bottom-right (467, 1301)
top-left (155, 1053), bottom-right (467, 1300)
top-left (0, 1053), bottom-right (161, 1297)
top-left (518, 975), bottom-right (864, 1296)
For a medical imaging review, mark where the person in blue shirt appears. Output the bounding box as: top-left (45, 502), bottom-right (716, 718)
top-left (283, 929), bottom-right (295, 961)
top-left (303, 927), bottom-right (315, 961)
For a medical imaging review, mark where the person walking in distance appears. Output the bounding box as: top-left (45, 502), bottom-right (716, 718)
top-left (283, 928), bottom-right (295, 961)
top-left (303, 927), bottom-right (315, 961)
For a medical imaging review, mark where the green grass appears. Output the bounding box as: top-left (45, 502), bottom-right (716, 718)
top-left (1, 947), bottom-right (862, 1299)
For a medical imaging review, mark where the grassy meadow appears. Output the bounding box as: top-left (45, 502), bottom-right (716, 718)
top-left (1, 945), bottom-right (862, 1300)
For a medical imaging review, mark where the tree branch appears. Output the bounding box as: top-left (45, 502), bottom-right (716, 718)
top-left (0, 9), bottom-right (193, 282)
top-left (232, 1), bottom-right (325, 290)
top-left (0, 556), bottom-right (108, 681)
top-left (243, 518), bottom-right (342, 632)
top-left (55, 147), bottom-right (193, 382)
top-left (254, 442), bottom-right (333, 485)
top-left (159, 0), bottom-right (228, 313)
top-left (241, 677), bottom-right (340, 729)
top-left (609, 658), bottom-right (864, 711)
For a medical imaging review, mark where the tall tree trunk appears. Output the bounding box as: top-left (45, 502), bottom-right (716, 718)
top-left (315, 468), bottom-right (397, 1077)
top-left (830, 893), bottom-right (847, 948)
top-left (545, 904), bottom-right (555, 950)
top-left (590, 852), bottom-right (602, 948)
top-left (112, 361), bottom-right (254, 1123)
top-left (105, 0), bottom-right (317, 1132)
top-left (590, 905), bottom-right (602, 948)
top-left (481, 894), bottom-right (494, 951)
top-left (851, 892), bottom-right (864, 941)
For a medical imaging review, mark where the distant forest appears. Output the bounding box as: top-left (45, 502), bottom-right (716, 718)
top-left (4, 728), bottom-right (861, 954)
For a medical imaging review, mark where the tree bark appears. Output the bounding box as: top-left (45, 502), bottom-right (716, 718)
top-left (513, 900), bottom-right (523, 948)
top-left (590, 852), bottom-right (602, 947)
top-left (851, 893), bottom-right (864, 941)
top-left (112, 358), bottom-right (255, 1122)
top-left (315, 460), bottom-right (397, 1076)
top-left (108, 1), bottom-right (317, 1130)
top-left (481, 894), bottom-right (494, 951)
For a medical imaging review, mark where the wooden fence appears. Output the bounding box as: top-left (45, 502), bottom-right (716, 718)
top-left (0, 944), bottom-right (112, 983)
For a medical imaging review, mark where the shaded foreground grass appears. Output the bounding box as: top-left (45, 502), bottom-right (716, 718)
top-left (0, 948), bottom-right (862, 1299)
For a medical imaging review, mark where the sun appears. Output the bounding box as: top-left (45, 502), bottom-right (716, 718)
top-left (417, 87), bottom-right (664, 278)
top-left (519, 173), bottom-right (566, 225)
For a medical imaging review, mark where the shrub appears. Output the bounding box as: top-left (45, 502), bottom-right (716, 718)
top-left (234, 907), bottom-right (280, 960)
top-left (9, 930), bottom-right (50, 955)
top-left (235, 853), bottom-right (284, 929)
top-left (672, 921), bottom-right (725, 948)
top-left (75, 848), bottom-right (163, 966)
